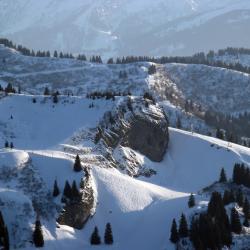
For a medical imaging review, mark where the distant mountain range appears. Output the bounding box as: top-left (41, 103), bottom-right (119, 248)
top-left (0, 0), bottom-right (250, 57)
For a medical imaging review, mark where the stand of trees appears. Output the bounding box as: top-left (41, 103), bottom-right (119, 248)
top-left (90, 223), bottom-right (114, 245)
top-left (170, 176), bottom-right (250, 250)
top-left (233, 163), bottom-right (250, 187)
top-left (205, 109), bottom-right (250, 145)
top-left (1, 38), bottom-right (250, 74)
top-left (170, 192), bottom-right (236, 249)
top-left (61, 180), bottom-right (81, 203)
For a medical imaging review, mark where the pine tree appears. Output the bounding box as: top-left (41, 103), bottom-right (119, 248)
top-left (189, 217), bottom-right (200, 249)
top-left (216, 128), bottom-right (224, 140)
top-left (63, 180), bottom-right (72, 199)
top-left (4, 141), bottom-right (9, 148)
top-left (3, 226), bottom-right (9, 250)
top-left (44, 87), bottom-right (50, 96)
top-left (233, 163), bottom-right (240, 184)
top-left (0, 211), bottom-right (9, 250)
top-left (33, 217), bottom-right (44, 247)
top-left (178, 214), bottom-right (188, 238)
top-left (10, 142), bottom-right (13, 149)
top-left (231, 208), bottom-right (242, 234)
top-left (229, 189), bottom-right (235, 203)
top-left (90, 226), bottom-right (101, 245)
top-left (52, 93), bottom-right (58, 104)
top-left (188, 193), bottom-right (195, 208)
top-left (243, 198), bottom-right (250, 219)
top-left (243, 217), bottom-right (249, 227)
top-left (208, 192), bottom-right (223, 217)
top-left (223, 190), bottom-right (231, 205)
top-left (73, 154), bottom-right (82, 172)
top-left (219, 168), bottom-right (227, 183)
top-left (104, 223), bottom-right (113, 245)
top-left (236, 189), bottom-right (244, 207)
top-left (53, 180), bottom-right (60, 197)
top-left (170, 219), bottom-right (179, 243)
top-left (176, 117), bottom-right (182, 129)
top-left (71, 180), bottom-right (80, 199)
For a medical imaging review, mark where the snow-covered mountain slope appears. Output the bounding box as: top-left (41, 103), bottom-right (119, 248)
top-left (0, 45), bottom-right (150, 96)
top-left (2, 44), bottom-right (250, 118)
top-left (158, 63), bottom-right (250, 114)
top-left (214, 54), bottom-right (250, 67)
top-left (0, 93), bottom-right (250, 249)
top-left (0, 0), bottom-right (249, 57)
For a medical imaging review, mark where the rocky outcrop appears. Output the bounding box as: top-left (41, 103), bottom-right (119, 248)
top-left (57, 173), bottom-right (94, 230)
top-left (96, 97), bottom-right (169, 162)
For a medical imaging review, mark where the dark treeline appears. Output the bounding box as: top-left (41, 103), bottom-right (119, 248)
top-left (1, 38), bottom-right (250, 74)
top-left (86, 91), bottom-right (132, 100)
top-left (216, 47), bottom-right (250, 56)
top-left (108, 51), bottom-right (250, 74)
top-left (0, 83), bottom-right (17, 94)
top-left (205, 109), bottom-right (250, 145)
top-left (233, 163), bottom-right (250, 188)
top-left (170, 165), bottom-right (250, 249)
top-left (0, 38), bottom-right (99, 62)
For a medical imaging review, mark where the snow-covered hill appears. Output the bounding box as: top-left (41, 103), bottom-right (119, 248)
top-left (2, 44), bottom-right (250, 118)
top-left (0, 92), bottom-right (250, 249)
top-left (0, 0), bottom-right (250, 57)
top-left (160, 63), bottom-right (250, 114)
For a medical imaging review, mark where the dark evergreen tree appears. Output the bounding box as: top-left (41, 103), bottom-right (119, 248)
top-left (178, 214), bottom-right (188, 238)
top-left (233, 163), bottom-right (240, 184)
top-left (10, 142), bottom-right (13, 149)
top-left (53, 180), bottom-right (60, 197)
top-left (188, 193), bottom-right (195, 208)
top-left (229, 189), bottom-right (235, 203)
top-left (73, 154), bottom-right (82, 172)
top-left (52, 93), bottom-right (58, 104)
top-left (208, 192), bottom-right (223, 217)
top-left (5, 83), bottom-right (15, 94)
top-left (231, 208), bottom-right (242, 234)
top-left (90, 226), bottom-right (101, 245)
top-left (176, 117), bottom-right (182, 129)
top-left (44, 87), bottom-right (50, 96)
top-left (219, 168), bottom-right (227, 182)
top-left (236, 189), bottom-right (244, 207)
top-left (63, 180), bottom-right (72, 199)
top-left (243, 217), bottom-right (249, 227)
top-left (170, 219), bottom-right (179, 243)
top-left (104, 223), bottom-right (113, 245)
top-left (189, 217), bottom-right (201, 249)
top-left (71, 180), bottom-right (80, 199)
top-left (216, 129), bottom-right (224, 140)
top-left (33, 217), bottom-right (44, 247)
top-left (223, 190), bottom-right (231, 205)
top-left (4, 141), bottom-right (9, 148)
top-left (243, 198), bottom-right (250, 219)
top-left (0, 211), bottom-right (9, 250)
top-left (107, 58), bottom-right (114, 64)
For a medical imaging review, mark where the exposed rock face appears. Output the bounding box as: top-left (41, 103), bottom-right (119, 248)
top-left (122, 113), bottom-right (169, 162)
top-left (96, 97), bottom-right (169, 162)
top-left (57, 173), bottom-right (94, 230)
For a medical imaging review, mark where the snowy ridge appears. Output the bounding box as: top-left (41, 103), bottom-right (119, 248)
top-left (0, 92), bottom-right (250, 249)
